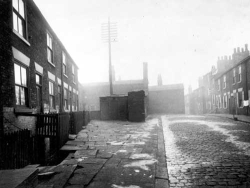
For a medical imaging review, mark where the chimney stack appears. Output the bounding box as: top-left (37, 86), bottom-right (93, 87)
top-left (237, 47), bottom-right (240, 53)
top-left (143, 62), bottom-right (148, 88)
top-left (157, 74), bottom-right (163, 86)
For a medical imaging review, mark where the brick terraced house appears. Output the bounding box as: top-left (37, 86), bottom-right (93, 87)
top-left (0, 0), bottom-right (79, 134)
top-left (187, 44), bottom-right (250, 116)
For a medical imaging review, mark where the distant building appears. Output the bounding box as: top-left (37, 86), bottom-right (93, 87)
top-left (78, 63), bottom-right (149, 117)
top-left (0, 0), bottom-right (79, 134)
top-left (188, 44), bottom-right (250, 116)
top-left (148, 83), bottom-right (185, 114)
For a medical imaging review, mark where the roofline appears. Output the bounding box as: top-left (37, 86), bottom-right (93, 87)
top-left (31, 0), bottom-right (79, 69)
top-left (214, 56), bottom-right (250, 80)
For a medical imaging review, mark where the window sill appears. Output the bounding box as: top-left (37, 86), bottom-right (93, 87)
top-left (237, 81), bottom-right (242, 84)
top-left (15, 107), bottom-right (33, 114)
top-left (73, 81), bottom-right (76, 85)
top-left (13, 29), bottom-right (30, 46)
top-left (64, 74), bottom-right (68, 78)
top-left (48, 60), bottom-right (56, 67)
top-left (49, 108), bottom-right (57, 113)
top-left (232, 83), bottom-right (236, 85)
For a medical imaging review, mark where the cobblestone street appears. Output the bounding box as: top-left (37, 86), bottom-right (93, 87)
top-left (162, 115), bottom-right (250, 188)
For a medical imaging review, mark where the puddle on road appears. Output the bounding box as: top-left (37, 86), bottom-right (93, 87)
top-left (112, 185), bottom-right (141, 188)
top-left (124, 141), bottom-right (145, 146)
top-left (168, 119), bottom-right (250, 155)
top-left (124, 159), bottom-right (157, 171)
top-left (107, 141), bottom-right (124, 145)
top-left (130, 153), bottom-right (153, 160)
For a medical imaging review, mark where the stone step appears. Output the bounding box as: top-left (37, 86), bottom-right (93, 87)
top-left (0, 168), bottom-right (38, 188)
top-left (36, 165), bottom-right (77, 188)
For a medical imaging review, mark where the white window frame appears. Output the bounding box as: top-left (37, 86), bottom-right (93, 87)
top-left (223, 75), bottom-right (226, 89)
top-left (12, 0), bottom-right (27, 39)
top-left (233, 68), bottom-right (236, 84)
top-left (218, 79), bottom-right (220, 91)
top-left (14, 62), bottom-right (28, 106)
top-left (47, 33), bottom-right (53, 64)
top-left (219, 95), bottom-right (222, 108)
top-left (64, 88), bottom-right (68, 110)
top-left (62, 52), bottom-right (67, 76)
top-left (49, 81), bottom-right (55, 109)
top-left (223, 94), bottom-right (227, 109)
top-left (72, 65), bottom-right (76, 83)
top-left (238, 65), bottom-right (242, 83)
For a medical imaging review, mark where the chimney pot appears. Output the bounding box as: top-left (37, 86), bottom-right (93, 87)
top-left (245, 44), bottom-right (248, 51)
top-left (237, 47), bottom-right (240, 53)
top-left (224, 56), bottom-right (227, 60)
top-left (241, 48), bottom-right (244, 52)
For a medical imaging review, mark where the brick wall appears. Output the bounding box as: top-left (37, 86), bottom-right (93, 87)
top-left (0, 0), bottom-right (79, 133)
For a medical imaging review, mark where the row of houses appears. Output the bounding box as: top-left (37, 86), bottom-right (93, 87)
top-left (0, 0), bottom-right (80, 134)
top-left (186, 44), bottom-right (250, 116)
top-left (0, 0), bottom-right (186, 135)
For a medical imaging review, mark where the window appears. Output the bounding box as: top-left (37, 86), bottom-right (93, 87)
top-left (69, 90), bottom-right (72, 111)
top-left (233, 68), bottom-right (236, 84)
top-left (64, 88), bottom-right (68, 110)
top-left (238, 66), bottom-right (242, 83)
top-left (72, 93), bottom-right (75, 111)
top-left (58, 85), bottom-right (61, 111)
top-left (219, 95), bottom-right (222, 108)
top-left (223, 75), bottom-right (226, 89)
top-left (12, 0), bottom-right (26, 38)
top-left (15, 63), bottom-right (28, 106)
top-left (216, 96), bottom-right (219, 108)
top-left (62, 52), bottom-right (66, 75)
top-left (49, 81), bottom-right (55, 109)
top-left (47, 33), bottom-right (53, 63)
top-left (212, 95), bottom-right (215, 105)
top-left (238, 91), bottom-right (244, 108)
top-left (218, 79), bottom-right (220, 91)
top-left (206, 102), bottom-right (211, 110)
top-left (72, 65), bottom-right (75, 83)
top-left (36, 74), bottom-right (42, 107)
top-left (223, 95), bottom-right (227, 109)
top-left (76, 95), bottom-right (78, 111)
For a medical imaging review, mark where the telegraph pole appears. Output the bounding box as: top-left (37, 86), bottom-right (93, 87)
top-left (102, 18), bottom-right (117, 96)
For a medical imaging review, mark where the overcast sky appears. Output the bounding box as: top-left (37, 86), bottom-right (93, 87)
top-left (34, 0), bottom-right (250, 92)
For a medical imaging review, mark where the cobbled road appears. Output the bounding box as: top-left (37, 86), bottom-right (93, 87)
top-left (162, 115), bottom-right (250, 188)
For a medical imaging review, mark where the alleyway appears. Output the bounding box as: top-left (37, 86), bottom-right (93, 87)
top-left (162, 115), bottom-right (250, 188)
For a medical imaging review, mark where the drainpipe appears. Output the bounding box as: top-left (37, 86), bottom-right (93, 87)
top-left (61, 55), bottom-right (64, 113)
top-left (245, 60), bottom-right (248, 115)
